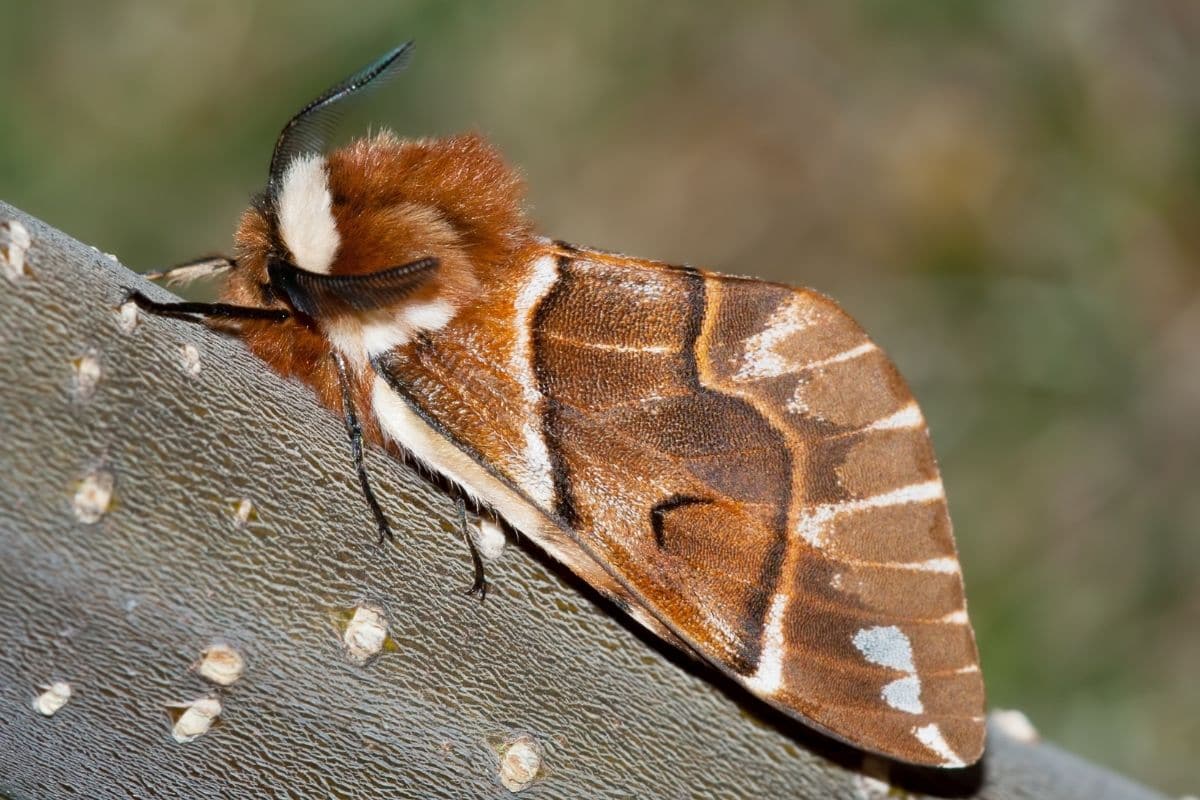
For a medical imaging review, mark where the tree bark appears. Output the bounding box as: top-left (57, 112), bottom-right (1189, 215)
top-left (0, 201), bottom-right (1167, 799)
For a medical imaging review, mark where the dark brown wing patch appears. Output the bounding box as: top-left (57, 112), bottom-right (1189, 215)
top-left (650, 495), bottom-right (713, 548)
top-left (530, 259), bottom-right (791, 674)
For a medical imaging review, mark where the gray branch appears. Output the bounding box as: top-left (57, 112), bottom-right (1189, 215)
top-left (0, 201), bottom-right (1166, 799)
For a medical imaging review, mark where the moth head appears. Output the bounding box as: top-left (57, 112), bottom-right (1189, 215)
top-left (226, 42), bottom-right (531, 348)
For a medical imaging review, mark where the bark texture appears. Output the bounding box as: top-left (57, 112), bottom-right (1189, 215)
top-left (0, 201), bottom-right (1167, 799)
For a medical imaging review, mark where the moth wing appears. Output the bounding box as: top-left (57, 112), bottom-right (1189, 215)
top-left (374, 248), bottom-right (985, 767)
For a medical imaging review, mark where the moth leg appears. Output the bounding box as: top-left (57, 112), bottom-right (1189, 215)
top-left (332, 351), bottom-right (394, 545)
top-left (123, 289), bottom-right (290, 323)
top-left (455, 496), bottom-right (488, 601)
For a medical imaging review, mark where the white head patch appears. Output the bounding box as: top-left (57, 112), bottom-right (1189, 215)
top-left (277, 154), bottom-right (340, 274)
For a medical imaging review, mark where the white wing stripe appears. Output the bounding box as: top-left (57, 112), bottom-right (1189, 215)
top-left (743, 592), bottom-right (789, 695)
top-left (868, 403), bottom-right (924, 430)
top-left (913, 723), bottom-right (966, 768)
top-left (511, 255), bottom-right (559, 507)
top-left (797, 341), bottom-right (877, 371)
top-left (795, 480), bottom-right (945, 548)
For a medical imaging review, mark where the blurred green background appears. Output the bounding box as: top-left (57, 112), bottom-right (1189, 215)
top-left (2, 1), bottom-right (1197, 792)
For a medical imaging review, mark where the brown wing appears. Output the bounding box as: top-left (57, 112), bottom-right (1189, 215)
top-left (375, 244), bottom-right (985, 767)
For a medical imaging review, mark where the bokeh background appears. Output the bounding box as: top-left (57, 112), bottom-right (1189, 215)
top-left (2, 1), bottom-right (1197, 792)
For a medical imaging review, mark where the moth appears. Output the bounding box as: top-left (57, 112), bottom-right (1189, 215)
top-left (128, 43), bottom-right (986, 768)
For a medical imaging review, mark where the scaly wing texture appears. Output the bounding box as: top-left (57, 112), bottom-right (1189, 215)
top-left (377, 244), bottom-right (985, 767)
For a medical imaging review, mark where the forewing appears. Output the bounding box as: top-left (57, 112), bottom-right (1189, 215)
top-left (376, 247), bottom-right (985, 767)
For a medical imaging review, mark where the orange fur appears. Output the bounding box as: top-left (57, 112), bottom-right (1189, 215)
top-left (221, 132), bottom-right (536, 443)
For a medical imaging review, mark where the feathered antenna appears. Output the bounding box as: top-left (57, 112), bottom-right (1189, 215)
top-left (267, 42), bottom-right (414, 199)
top-left (144, 255), bottom-right (236, 286)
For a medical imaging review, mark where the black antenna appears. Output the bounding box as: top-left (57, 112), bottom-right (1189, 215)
top-left (267, 42), bottom-right (414, 198)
